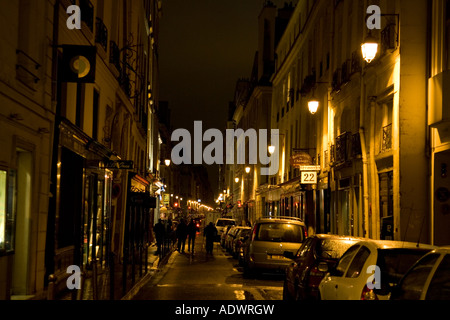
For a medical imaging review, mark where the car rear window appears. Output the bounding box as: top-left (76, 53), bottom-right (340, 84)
top-left (254, 223), bottom-right (305, 243)
top-left (391, 253), bottom-right (440, 300)
top-left (316, 239), bottom-right (359, 259)
top-left (331, 245), bottom-right (360, 277)
top-left (426, 254), bottom-right (450, 300)
top-left (216, 220), bottom-right (235, 227)
top-left (377, 248), bottom-right (432, 285)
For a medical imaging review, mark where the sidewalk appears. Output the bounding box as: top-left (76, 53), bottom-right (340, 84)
top-left (55, 242), bottom-right (174, 300)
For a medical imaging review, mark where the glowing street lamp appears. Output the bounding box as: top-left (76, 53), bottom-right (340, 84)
top-left (308, 98), bottom-right (319, 115)
top-left (235, 177), bottom-right (240, 183)
top-left (245, 166), bottom-right (251, 174)
top-left (164, 159), bottom-right (171, 166)
top-left (268, 145), bottom-right (276, 155)
top-left (361, 32), bottom-right (379, 63)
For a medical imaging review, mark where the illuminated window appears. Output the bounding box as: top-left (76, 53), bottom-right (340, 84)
top-left (0, 169), bottom-right (15, 254)
top-left (0, 170), bottom-right (6, 250)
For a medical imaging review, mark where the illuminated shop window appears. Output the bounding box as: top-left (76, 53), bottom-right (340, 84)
top-left (0, 169), bottom-right (14, 253)
top-left (0, 170), bottom-right (6, 250)
top-left (0, 169), bottom-right (15, 254)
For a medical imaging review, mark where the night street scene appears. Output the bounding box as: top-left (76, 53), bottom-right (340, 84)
top-left (1, 0), bottom-right (450, 317)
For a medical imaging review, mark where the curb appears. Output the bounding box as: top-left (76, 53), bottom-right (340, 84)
top-left (121, 248), bottom-right (175, 300)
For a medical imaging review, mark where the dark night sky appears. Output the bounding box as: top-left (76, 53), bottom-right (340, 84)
top-left (159, 0), bottom-right (294, 198)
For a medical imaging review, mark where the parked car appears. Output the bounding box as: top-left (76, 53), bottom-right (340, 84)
top-left (390, 247), bottom-right (450, 300)
top-left (318, 240), bottom-right (436, 300)
top-left (231, 227), bottom-right (252, 259)
top-left (224, 226), bottom-right (239, 251)
top-left (215, 218), bottom-right (236, 242)
top-left (242, 216), bottom-right (307, 277)
top-left (283, 234), bottom-right (364, 300)
top-left (220, 225), bottom-right (234, 247)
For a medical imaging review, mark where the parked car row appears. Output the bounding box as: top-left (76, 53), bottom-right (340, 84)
top-left (217, 216), bottom-right (450, 300)
top-left (221, 225), bottom-right (252, 258)
top-left (282, 234), bottom-right (447, 300)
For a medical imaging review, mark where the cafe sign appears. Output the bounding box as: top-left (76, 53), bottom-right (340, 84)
top-left (290, 152), bottom-right (313, 167)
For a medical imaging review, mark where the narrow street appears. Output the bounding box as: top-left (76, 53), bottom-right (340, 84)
top-left (132, 232), bottom-right (284, 300)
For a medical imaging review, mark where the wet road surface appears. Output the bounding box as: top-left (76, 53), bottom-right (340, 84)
top-left (132, 233), bottom-right (284, 300)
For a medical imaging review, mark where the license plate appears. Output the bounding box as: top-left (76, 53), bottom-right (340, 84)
top-left (267, 254), bottom-right (287, 260)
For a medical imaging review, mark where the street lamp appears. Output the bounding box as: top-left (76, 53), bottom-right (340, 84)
top-left (245, 166), bottom-right (251, 174)
top-left (165, 159), bottom-right (171, 166)
top-left (235, 177), bottom-right (239, 183)
top-left (268, 145), bottom-right (276, 155)
top-left (361, 32), bottom-right (379, 63)
top-left (308, 98), bottom-right (319, 115)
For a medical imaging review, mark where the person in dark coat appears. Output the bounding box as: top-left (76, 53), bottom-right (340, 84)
top-left (176, 219), bottom-right (188, 253)
top-left (153, 219), bottom-right (165, 254)
top-left (187, 219), bottom-right (199, 253)
top-left (203, 222), bottom-right (218, 255)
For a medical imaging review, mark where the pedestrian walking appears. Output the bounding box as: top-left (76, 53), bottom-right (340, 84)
top-left (203, 222), bottom-right (217, 255)
top-left (176, 219), bottom-right (188, 253)
top-left (187, 219), bottom-right (199, 253)
top-left (153, 219), bottom-right (165, 255)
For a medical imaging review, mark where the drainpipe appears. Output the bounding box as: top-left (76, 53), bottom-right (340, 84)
top-left (359, 74), bottom-right (370, 239)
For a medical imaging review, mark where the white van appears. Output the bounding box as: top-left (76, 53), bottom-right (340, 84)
top-left (215, 218), bottom-right (236, 242)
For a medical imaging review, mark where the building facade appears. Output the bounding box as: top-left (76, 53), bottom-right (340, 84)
top-left (269, 0), bottom-right (430, 242)
top-left (0, 0), bottom-right (163, 300)
top-left (224, 0), bottom-right (438, 245)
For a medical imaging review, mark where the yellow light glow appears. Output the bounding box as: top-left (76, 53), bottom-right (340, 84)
top-left (308, 100), bottom-right (319, 114)
top-left (361, 42), bottom-right (379, 63)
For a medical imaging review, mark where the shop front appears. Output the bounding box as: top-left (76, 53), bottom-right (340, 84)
top-left (45, 119), bottom-right (116, 298)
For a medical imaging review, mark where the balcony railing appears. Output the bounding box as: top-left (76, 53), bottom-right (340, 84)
top-left (352, 133), bottom-right (362, 157)
top-left (335, 132), bottom-right (353, 164)
top-left (80, 0), bottom-right (94, 32)
top-left (351, 50), bottom-right (362, 74)
top-left (341, 60), bottom-right (351, 84)
top-left (332, 68), bottom-right (341, 92)
top-left (95, 17), bottom-right (108, 52)
top-left (382, 124), bottom-right (392, 152)
top-left (330, 145), bottom-right (335, 164)
top-left (109, 41), bottom-right (121, 73)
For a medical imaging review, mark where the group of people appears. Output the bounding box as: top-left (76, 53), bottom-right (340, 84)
top-left (153, 218), bottom-right (218, 255)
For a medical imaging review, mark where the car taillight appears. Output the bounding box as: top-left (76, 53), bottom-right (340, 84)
top-left (304, 229), bottom-right (308, 239)
top-left (308, 266), bottom-right (326, 287)
top-left (361, 285), bottom-right (378, 300)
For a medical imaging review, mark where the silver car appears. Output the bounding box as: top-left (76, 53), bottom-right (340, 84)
top-left (243, 216), bottom-right (307, 276)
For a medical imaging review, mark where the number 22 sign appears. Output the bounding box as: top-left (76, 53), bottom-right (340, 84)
top-left (301, 171), bottom-right (317, 184)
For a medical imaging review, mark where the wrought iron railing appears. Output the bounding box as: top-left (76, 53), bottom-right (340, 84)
top-left (382, 124), bottom-right (392, 152)
top-left (324, 149), bottom-right (329, 168)
top-left (95, 17), bottom-right (108, 51)
top-left (335, 132), bottom-right (352, 164)
top-left (352, 132), bottom-right (362, 157)
top-left (332, 68), bottom-right (341, 92)
top-left (109, 41), bottom-right (121, 72)
top-left (330, 144), bottom-right (335, 164)
top-left (80, 0), bottom-right (94, 32)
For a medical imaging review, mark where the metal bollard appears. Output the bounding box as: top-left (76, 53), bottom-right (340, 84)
top-left (47, 274), bottom-right (57, 300)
